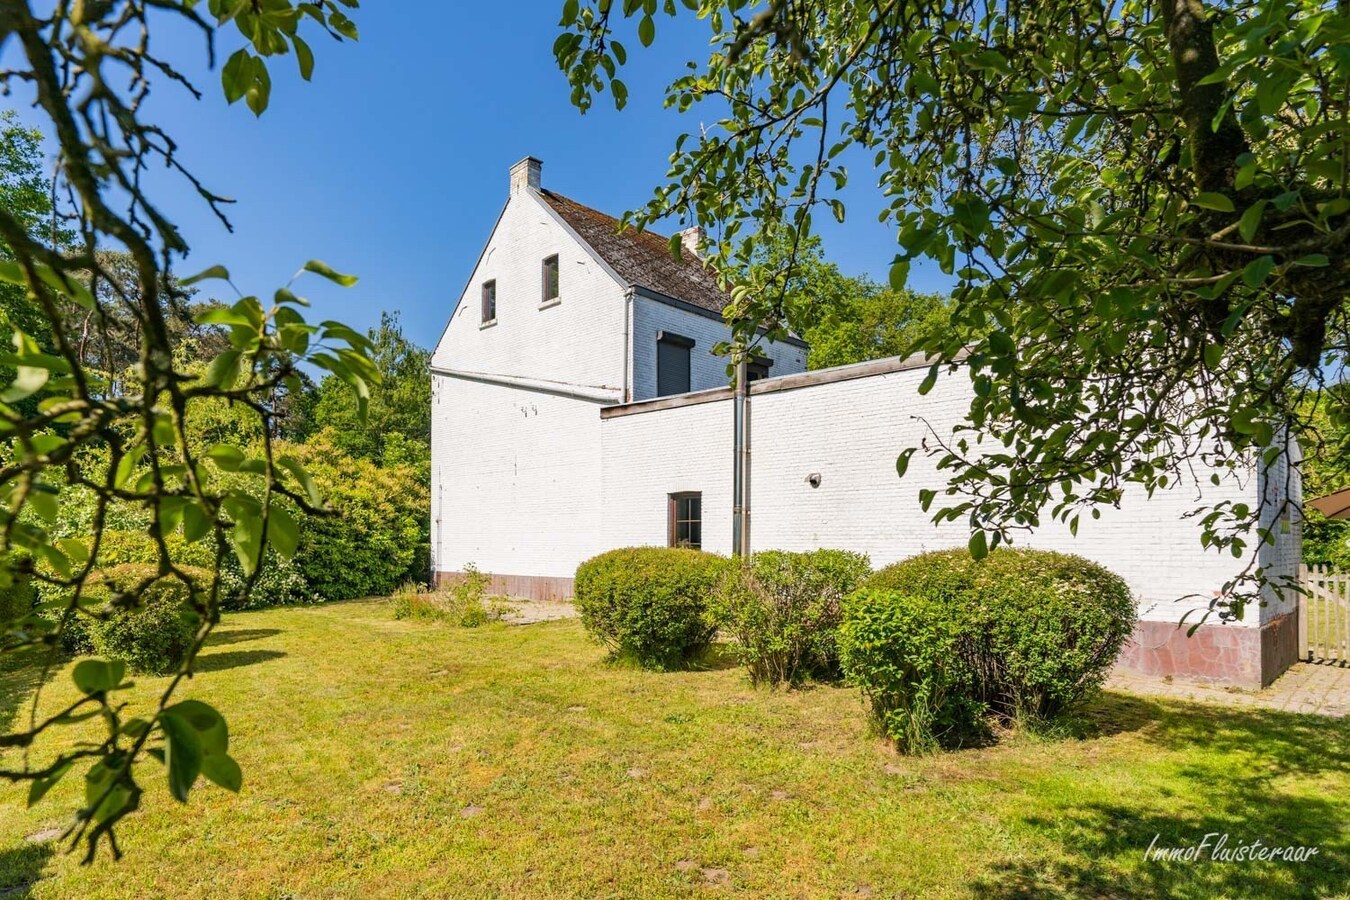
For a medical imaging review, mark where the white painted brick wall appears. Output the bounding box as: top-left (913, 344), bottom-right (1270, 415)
top-left (430, 191), bottom-right (628, 393)
top-left (630, 295), bottom-right (807, 400)
top-left (431, 373), bottom-right (609, 577)
top-left (600, 363), bottom-right (1296, 627)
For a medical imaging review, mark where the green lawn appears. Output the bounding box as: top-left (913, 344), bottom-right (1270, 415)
top-left (2, 600), bottom-right (1347, 899)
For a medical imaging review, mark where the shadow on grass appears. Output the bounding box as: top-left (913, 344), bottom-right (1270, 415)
top-left (0, 839), bottom-right (54, 898)
top-left (0, 646), bottom-right (63, 740)
top-left (193, 649), bottom-right (286, 673)
top-left (966, 694), bottom-right (1350, 899)
top-left (203, 628), bottom-right (281, 648)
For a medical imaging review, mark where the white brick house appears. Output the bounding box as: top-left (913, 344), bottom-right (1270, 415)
top-left (431, 158), bottom-right (1302, 688)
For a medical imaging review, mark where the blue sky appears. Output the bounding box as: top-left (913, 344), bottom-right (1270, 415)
top-left (4, 4), bottom-right (952, 347)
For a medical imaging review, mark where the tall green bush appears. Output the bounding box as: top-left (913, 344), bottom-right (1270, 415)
top-left (844, 548), bottom-right (1136, 751)
top-left (710, 548), bottom-right (870, 687)
top-left (575, 547), bottom-right (730, 669)
top-left (284, 430), bottom-right (429, 600)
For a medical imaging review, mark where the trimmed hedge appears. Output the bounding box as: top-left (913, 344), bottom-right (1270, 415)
top-left (710, 549), bottom-right (871, 687)
top-left (575, 547), bottom-right (730, 669)
top-left (843, 548), bottom-right (1136, 751)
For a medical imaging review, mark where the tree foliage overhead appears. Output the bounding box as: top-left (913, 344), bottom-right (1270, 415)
top-left (558, 0), bottom-right (1348, 614)
top-left (747, 232), bottom-right (948, 369)
top-left (0, 0), bottom-right (369, 861)
top-left (311, 311), bottom-right (431, 465)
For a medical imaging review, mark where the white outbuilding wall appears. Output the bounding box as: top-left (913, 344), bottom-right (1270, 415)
top-left (599, 357), bottom-right (1301, 630)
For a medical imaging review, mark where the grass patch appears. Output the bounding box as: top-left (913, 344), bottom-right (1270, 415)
top-left (2, 599), bottom-right (1347, 898)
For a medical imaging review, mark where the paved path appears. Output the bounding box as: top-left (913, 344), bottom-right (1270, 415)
top-left (1108, 663), bottom-right (1350, 718)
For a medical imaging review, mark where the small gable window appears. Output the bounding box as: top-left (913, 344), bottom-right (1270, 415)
top-left (656, 331), bottom-right (694, 397)
top-left (668, 492), bottom-right (702, 549)
top-left (481, 280), bottom-right (496, 325)
top-left (541, 255), bottom-right (560, 305)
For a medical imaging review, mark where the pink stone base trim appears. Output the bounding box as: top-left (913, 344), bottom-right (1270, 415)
top-left (434, 571), bottom-right (574, 602)
top-left (1114, 611), bottom-right (1299, 689)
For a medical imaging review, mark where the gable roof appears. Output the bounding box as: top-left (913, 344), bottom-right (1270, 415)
top-left (537, 189), bottom-right (729, 315)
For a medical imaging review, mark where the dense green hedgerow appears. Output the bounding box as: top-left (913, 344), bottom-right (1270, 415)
top-left (710, 549), bottom-right (871, 687)
top-left (575, 547), bottom-right (730, 669)
top-left (843, 548), bottom-right (1136, 751)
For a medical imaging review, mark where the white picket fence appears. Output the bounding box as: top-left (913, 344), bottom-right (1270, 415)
top-left (1298, 563), bottom-right (1350, 665)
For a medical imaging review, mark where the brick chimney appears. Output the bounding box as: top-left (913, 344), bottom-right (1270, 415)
top-left (510, 157), bottom-right (542, 195)
top-left (678, 225), bottom-right (704, 258)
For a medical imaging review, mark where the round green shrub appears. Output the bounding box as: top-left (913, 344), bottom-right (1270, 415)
top-left (864, 547), bottom-right (977, 599)
top-left (574, 547), bottom-right (730, 669)
top-left (846, 548), bottom-right (1136, 750)
top-left (84, 564), bottom-right (206, 675)
top-left (967, 549), bottom-right (1137, 719)
top-left (710, 548), bottom-right (871, 687)
top-left (838, 588), bottom-right (987, 753)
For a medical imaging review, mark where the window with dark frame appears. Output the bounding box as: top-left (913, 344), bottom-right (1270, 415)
top-left (747, 356), bottom-right (772, 382)
top-left (668, 492), bottom-right (702, 549)
top-left (656, 331), bottom-right (694, 397)
top-left (541, 254), bottom-right (560, 304)
top-left (481, 280), bottom-right (496, 324)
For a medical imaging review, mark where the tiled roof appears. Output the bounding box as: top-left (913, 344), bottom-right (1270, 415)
top-left (538, 190), bottom-right (729, 315)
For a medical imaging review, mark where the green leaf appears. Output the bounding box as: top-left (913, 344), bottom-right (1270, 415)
top-left (1237, 200), bottom-right (1267, 243)
top-left (279, 456), bottom-right (323, 507)
top-left (229, 515), bottom-right (265, 576)
top-left (968, 530), bottom-right (988, 560)
top-left (918, 362), bottom-right (939, 396)
top-left (888, 258), bottom-right (910, 291)
top-left (1204, 344), bottom-right (1223, 369)
top-left (303, 260), bottom-right (359, 287)
top-left (181, 502), bottom-right (212, 543)
top-left (206, 443), bottom-right (246, 471)
top-left (1192, 192), bottom-right (1235, 213)
top-left (292, 35), bottom-right (314, 80)
top-left (200, 753), bottom-right (243, 793)
top-left (159, 712), bottom-right (203, 803)
top-left (222, 49), bottom-right (251, 104)
top-left (203, 349), bottom-right (243, 391)
top-left (895, 448), bottom-right (916, 479)
top-left (1242, 255), bottom-right (1275, 289)
top-left (638, 14), bottom-right (655, 47)
top-left (245, 56), bottom-right (271, 116)
top-left (27, 760), bottom-right (74, 807)
top-left (267, 505), bottom-right (300, 558)
top-left (1, 364), bottom-right (49, 403)
top-left (72, 659), bottom-right (125, 695)
top-left (180, 265), bottom-right (231, 286)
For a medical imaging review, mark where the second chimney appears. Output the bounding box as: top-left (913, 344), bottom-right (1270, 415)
top-left (510, 157), bottom-right (542, 195)
top-left (678, 225), bottom-right (705, 259)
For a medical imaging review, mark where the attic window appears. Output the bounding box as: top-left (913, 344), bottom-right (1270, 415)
top-left (541, 255), bottom-right (560, 305)
top-left (481, 280), bottom-right (496, 325)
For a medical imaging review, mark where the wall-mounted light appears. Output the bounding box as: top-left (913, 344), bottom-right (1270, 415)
top-left (806, 473), bottom-right (822, 488)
